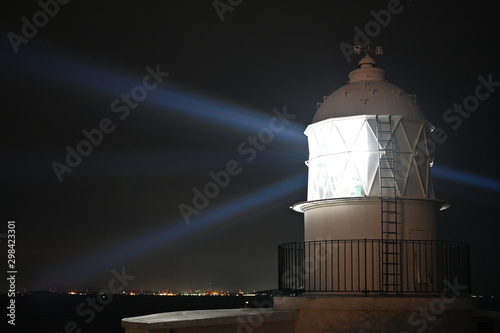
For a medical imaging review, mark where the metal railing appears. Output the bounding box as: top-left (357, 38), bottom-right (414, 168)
top-left (278, 239), bottom-right (470, 294)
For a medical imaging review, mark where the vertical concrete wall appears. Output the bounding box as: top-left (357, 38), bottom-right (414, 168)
top-left (303, 198), bottom-right (443, 242)
top-left (275, 295), bottom-right (476, 333)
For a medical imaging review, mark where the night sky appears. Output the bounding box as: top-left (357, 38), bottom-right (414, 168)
top-left (2, 1), bottom-right (500, 295)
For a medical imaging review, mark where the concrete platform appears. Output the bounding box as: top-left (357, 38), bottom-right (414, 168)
top-left (122, 308), bottom-right (298, 333)
top-left (122, 296), bottom-right (499, 332)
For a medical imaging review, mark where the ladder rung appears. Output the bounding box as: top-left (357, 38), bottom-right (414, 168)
top-left (379, 118), bottom-right (398, 244)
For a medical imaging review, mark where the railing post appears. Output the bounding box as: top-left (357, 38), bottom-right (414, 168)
top-left (364, 238), bottom-right (367, 295)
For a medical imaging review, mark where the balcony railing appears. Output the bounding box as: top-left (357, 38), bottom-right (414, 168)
top-left (278, 239), bottom-right (470, 294)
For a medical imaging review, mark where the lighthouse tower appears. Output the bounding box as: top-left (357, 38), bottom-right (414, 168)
top-left (293, 54), bottom-right (444, 243)
top-left (279, 53), bottom-right (470, 295)
top-left (122, 54), bottom-right (478, 333)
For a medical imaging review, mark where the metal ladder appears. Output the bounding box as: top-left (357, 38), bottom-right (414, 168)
top-left (376, 115), bottom-right (401, 294)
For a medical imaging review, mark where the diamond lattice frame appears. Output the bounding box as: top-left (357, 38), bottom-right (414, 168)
top-left (305, 115), bottom-right (434, 201)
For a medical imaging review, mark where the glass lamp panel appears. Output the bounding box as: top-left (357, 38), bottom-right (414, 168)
top-left (351, 152), bottom-right (379, 195)
top-left (307, 122), bottom-right (347, 159)
top-left (393, 123), bottom-right (412, 153)
top-left (352, 120), bottom-right (378, 152)
top-left (339, 155), bottom-right (363, 197)
top-left (405, 160), bottom-right (426, 197)
top-left (307, 153), bottom-right (350, 200)
top-left (336, 118), bottom-right (365, 149)
top-left (400, 120), bottom-right (423, 150)
top-left (306, 116), bottom-right (384, 199)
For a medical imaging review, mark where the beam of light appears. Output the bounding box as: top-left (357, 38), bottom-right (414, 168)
top-left (1, 45), bottom-right (306, 146)
top-left (4, 146), bottom-right (307, 180)
top-left (72, 147), bottom-right (306, 179)
top-left (432, 165), bottom-right (500, 193)
top-left (435, 186), bottom-right (499, 207)
top-left (40, 173), bottom-right (306, 287)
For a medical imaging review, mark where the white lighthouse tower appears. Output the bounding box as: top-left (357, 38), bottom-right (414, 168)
top-left (279, 53), bottom-right (470, 295)
top-left (293, 54), bottom-right (444, 243)
top-left (272, 52), bottom-right (474, 332)
top-left (122, 53), bottom-right (479, 333)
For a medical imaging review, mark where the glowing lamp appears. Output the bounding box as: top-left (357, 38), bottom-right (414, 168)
top-left (292, 55), bottom-right (447, 242)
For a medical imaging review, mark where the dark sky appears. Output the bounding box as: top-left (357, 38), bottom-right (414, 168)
top-left (2, 1), bottom-right (500, 295)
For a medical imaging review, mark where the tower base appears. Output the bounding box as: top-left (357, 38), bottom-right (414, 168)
top-left (274, 294), bottom-right (475, 333)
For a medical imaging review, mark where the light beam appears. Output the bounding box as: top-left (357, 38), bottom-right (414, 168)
top-left (40, 173), bottom-right (306, 286)
top-left (432, 165), bottom-right (500, 193)
top-left (1, 45), bottom-right (305, 145)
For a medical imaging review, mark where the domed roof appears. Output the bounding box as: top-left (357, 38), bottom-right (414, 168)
top-left (312, 55), bottom-right (425, 123)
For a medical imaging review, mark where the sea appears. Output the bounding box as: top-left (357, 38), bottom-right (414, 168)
top-left (5, 293), bottom-right (273, 333)
top-left (4, 293), bottom-right (499, 332)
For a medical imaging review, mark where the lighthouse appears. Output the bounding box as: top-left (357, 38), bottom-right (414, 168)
top-left (279, 53), bottom-right (470, 295)
top-left (122, 53), bottom-right (478, 333)
top-left (293, 53), bottom-right (444, 243)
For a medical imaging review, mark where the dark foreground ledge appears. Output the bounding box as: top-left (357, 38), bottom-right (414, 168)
top-left (122, 308), bottom-right (298, 333)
